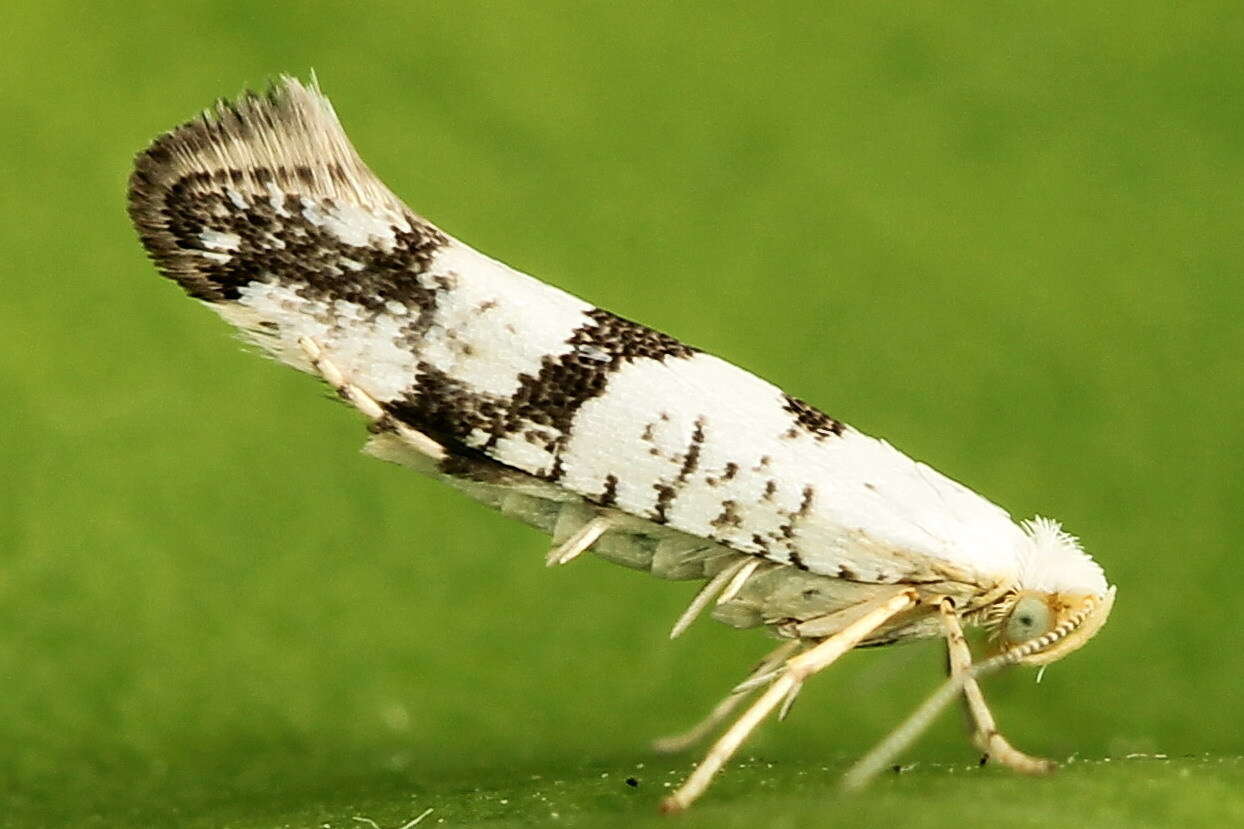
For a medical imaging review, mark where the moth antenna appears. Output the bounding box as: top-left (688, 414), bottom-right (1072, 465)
top-left (669, 557), bottom-right (752, 639)
top-left (841, 663), bottom-right (977, 791)
top-left (842, 591), bottom-right (1109, 790)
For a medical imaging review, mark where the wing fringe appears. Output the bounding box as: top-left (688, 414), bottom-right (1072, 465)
top-left (128, 75), bottom-right (408, 300)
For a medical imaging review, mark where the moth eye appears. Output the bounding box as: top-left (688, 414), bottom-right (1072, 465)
top-left (1005, 595), bottom-right (1053, 644)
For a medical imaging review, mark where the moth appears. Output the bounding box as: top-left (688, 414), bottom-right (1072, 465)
top-left (128, 77), bottom-right (1115, 811)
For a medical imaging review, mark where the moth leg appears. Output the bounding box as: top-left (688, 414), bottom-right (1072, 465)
top-left (715, 558), bottom-right (764, 606)
top-left (298, 337), bottom-right (445, 461)
top-left (651, 638), bottom-right (801, 754)
top-left (661, 588), bottom-right (918, 813)
top-left (546, 515), bottom-right (613, 566)
top-left (938, 599), bottom-right (1054, 774)
top-left (668, 557), bottom-right (754, 640)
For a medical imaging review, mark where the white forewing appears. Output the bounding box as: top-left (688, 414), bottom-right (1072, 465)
top-left (130, 77), bottom-right (1057, 608)
top-left (413, 241), bottom-right (594, 399)
top-left (557, 350), bottom-right (1026, 586)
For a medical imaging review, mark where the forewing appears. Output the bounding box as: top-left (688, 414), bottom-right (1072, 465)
top-left (130, 78), bottom-right (1014, 593)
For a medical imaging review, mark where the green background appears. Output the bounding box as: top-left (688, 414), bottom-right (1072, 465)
top-left (3, 2), bottom-right (1242, 826)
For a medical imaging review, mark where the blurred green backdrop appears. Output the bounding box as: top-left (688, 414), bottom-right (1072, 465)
top-left (3, 2), bottom-right (1242, 827)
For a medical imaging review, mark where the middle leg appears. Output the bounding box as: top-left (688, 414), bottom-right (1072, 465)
top-left (938, 599), bottom-right (1054, 774)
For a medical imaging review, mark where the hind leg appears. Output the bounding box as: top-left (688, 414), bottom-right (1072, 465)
top-left (298, 336), bottom-right (444, 460)
top-left (652, 638), bottom-right (801, 754)
top-left (661, 588), bottom-right (919, 813)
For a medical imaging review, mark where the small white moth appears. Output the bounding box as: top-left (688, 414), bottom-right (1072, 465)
top-left (128, 77), bottom-right (1115, 811)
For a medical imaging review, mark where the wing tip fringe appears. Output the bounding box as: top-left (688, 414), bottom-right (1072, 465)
top-left (128, 74), bottom-right (407, 300)
top-left (129, 73), bottom-right (338, 191)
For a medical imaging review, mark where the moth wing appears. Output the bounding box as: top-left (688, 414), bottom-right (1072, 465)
top-left (130, 77), bottom-right (1021, 604)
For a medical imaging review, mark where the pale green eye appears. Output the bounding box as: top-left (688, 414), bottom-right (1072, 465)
top-left (1005, 595), bottom-right (1053, 644)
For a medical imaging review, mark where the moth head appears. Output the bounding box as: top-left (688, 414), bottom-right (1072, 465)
top-left (991, 586), bottom-right (1116, 665)
top-left (988, 517), bottom-right (1116, 665)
